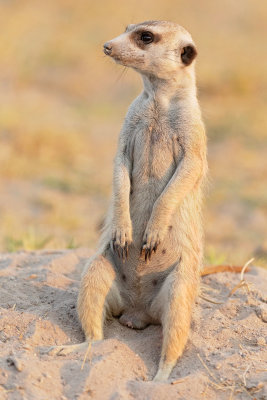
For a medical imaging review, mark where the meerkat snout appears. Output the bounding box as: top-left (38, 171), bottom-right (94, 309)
top-left (103, 42), bottom-right (112, 56)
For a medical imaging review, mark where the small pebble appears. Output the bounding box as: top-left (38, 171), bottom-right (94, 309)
top-left (6, 357), bottom-right (23, 372)
top-left (246, 381), bottom-right (264, 390)
top-left (28, 274), bottom-right (37, 279)
top-left (257, 337), bottom-right (266, 346)
top-left (256, 304), bottom-right (267, 323)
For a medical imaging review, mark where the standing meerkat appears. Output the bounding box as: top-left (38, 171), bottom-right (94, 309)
top-left (49, 20), bottom-right (208, 381)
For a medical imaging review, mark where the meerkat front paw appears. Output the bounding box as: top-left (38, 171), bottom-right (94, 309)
top-left (111, 223), bottom-right (132, 261)
top-left (141, 226), bottom-right (166, 262)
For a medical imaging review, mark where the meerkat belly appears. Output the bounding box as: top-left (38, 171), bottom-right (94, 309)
top-left (114, 127), bottom-right (183, 308)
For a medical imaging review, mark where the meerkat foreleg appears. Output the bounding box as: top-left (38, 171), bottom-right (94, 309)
top-left (141, 150), bottom-right (203, 259)
top-left (151, 257), bottom-right (199, 381)
top-left (111, 147), bottom-right (132, 260)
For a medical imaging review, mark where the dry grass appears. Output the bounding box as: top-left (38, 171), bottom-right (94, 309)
top-left (200, 258), bottom-right (254, 305)
top-left (0, 0), bottom-right (266, 267)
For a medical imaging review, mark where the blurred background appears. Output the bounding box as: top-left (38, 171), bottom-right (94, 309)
top-left (0, 0), bottom-right (266, 267)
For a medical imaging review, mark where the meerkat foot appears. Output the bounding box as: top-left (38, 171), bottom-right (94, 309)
top-left (43, 341), bottom-right (93, 356)
top-left (119, 311), bottom-right (150, 330)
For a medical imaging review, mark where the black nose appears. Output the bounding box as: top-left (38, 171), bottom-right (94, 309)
top-left (103, 43), bottom-right (112, 56)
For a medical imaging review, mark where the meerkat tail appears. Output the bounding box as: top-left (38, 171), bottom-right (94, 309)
top-left (201, 265), bottom-right (248, 277)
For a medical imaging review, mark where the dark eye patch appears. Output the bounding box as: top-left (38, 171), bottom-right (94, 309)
top-left (181, 45), bottom-right (197, 66)
top-left (130, 29), bottom-right (161, 49)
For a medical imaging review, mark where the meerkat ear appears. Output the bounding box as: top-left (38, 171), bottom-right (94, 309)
top-left (181, 45), bottom-right (197, 66)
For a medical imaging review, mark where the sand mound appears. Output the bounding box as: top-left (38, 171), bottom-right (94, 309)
top-left (0, 249), bottom-right (266, 399)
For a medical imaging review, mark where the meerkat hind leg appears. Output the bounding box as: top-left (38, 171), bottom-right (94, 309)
top-left (44, 254), bottom-right (123, 357)
top-left (151, 262), bottom-right (199, 382)
top-left (78, 254), bottom-right (124, 337)
top-left (153, 361), bottom-right (176, 382)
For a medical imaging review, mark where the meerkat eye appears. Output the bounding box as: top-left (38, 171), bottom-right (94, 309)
top-left (140, 31), bottom-right (154, 44)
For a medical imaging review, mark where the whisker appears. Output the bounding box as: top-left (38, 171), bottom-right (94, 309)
top-left (115, 66), bottom-right (128, 84)
top-left (162, 57), bottom-right (178, 63)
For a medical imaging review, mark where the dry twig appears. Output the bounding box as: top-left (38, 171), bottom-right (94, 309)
top-left (228, 384), bottom-right (235, 400)
top-left (81, 341), bottom-right (92, 370)
top-left (200, 259), bottom-right (254, 305)
top-left (197, 354), bottom-right (221, 385)
top-left (171, 378), bottom-right (187, 385)
top-left (199, 294), bottom-right (224, 305)
top-left (229, 258), bottom-right (254, 297)
top-left (242, 363), bottom-right (251, 387)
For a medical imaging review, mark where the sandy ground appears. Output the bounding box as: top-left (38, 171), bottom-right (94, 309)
top-left (0, 249), bottom-right (266, 400)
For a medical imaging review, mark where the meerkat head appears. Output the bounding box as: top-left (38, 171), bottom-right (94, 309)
top-left (103, 21), bottom-right (197, 80)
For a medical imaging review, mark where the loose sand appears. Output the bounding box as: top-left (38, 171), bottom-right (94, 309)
top-left (0, 249), bottom-right (266, 400)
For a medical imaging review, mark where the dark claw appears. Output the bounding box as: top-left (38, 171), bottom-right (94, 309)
top-left (141, 241), bottom-right (146, 256)
top-left (113, 243), bottom-right (130, 261)
top-left (145, 249), bottom-right (149, 263)
top-left (125, 242), bottom-right (128, 259)
top-left (153, 243), bottom-right (158, 253)
top-left (122, 247), bottom-right (126, 262)
top-left (148, 248), bottom-right (152, 260)
top-left (116, 245), bottom-right (121, 258)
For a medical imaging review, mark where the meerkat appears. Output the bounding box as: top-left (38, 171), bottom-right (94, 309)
top-left (48, 21), bottom-right (208, 381)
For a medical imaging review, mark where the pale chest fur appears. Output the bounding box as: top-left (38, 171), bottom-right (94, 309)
top-left (126, 98), bottom-right (184, 186)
